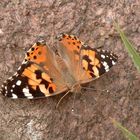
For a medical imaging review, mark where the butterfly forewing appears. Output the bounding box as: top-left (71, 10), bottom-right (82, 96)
top-left (80, 45), bottom-right (118, 83)
top-left (57, 33), bottom-right (85, 81)
top-left (1, 41), bottom-right (68, 99)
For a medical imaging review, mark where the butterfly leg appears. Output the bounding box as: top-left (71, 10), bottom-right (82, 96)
top-left (56, 90), bottom-right (71, 109)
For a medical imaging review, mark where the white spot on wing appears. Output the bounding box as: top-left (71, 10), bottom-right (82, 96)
top-left (101, 54), bottom-right (105, 59)
top-left (105, 69), bottom-right (109, 72)
top-left (18, 66), bottom-right (21, 70)
top-left (8, 77), bottom-right (13, 80)
top-left (5, 90), bottom-right (8, 95)
top-left (23, 88), bottom-right (29, 93)
top-left (14, 72), bottom-right (18, 76)
top-left (105, 65), bottom-right (109, 70)
top-left (27, 96), bottom-right (34, 99)
top-left (12, 93), bottom-right (18, 99)
top-left (102, 61), bottom-right (108, 67)
top-left (22, 60), bottom-right (28, 64)
top-left (112, 60), bottom-right (116, 65)
top-left (23, 88), bottom-right (33, 98)
top-left (16, 80), bottom-right (22, 86)
top-left (12, 85), bottom-right (15, 88)
top-left (70, 35), bottom-right (74, 38)
top-left (102, 61), bottom-right (109, 72)
top-left (10, 89), bottom-right (13, 92)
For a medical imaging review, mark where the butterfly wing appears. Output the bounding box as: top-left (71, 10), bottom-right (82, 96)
top-left (57, 33), bottom-right (118, 84)
top-left (1, 41), bottom-right (68, 99)
top-left (80, 45), bottom-right (118, 83)
top-left (57, 33), bottom-right (85, 81)
top-left (57, 33), bottom-right (118, 83)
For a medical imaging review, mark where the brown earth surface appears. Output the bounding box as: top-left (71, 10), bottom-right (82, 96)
top-left (0, 0), bottom-right (140, 140)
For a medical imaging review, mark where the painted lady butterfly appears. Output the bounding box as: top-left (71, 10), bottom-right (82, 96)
top-left (0, 33), bottom-right (118, 99)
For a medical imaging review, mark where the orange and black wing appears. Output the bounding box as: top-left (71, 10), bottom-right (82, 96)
top-left (57, 33), bottom-right (85, 81)
top-left (80, 44), bottom-right (118, 83)
top-left (1, 41), bottom-right (68, 99)
top-left (57, 33), bottom-right (118, 83)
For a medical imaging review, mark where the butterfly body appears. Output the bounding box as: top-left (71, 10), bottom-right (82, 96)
top-left (0, 33), bottom-right (118, 99)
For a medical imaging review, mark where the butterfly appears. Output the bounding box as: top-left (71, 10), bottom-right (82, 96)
top-left (0, 33), bottom-right (118, 99)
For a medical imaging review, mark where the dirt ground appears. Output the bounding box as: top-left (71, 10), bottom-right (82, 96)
top-left (0, 0), bottom-right (140, 140)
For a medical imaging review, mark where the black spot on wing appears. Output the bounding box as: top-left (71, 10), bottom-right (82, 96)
top-left (89, 72), bottom-right (95, 77)
top-left (31, 47), bottom-right (35, 51)
top-left (82, 55), bottom-right (96, 77)
top-left (35, 70), bottom-right (42, 79)
top-left (27, 52), bottom-right (30, 56)
top-left (29, 86), bottom-right (44, 98)
top-left (33, 56), bottom-right (37, 59)
top-left (40, 79), bottom-right (49, 89)
top-left (38, 51), bottom-right (42, 55)
top-left (49, 87), bottom-right (54, 93)
top-left (82, 55), bottom-right (92, 72)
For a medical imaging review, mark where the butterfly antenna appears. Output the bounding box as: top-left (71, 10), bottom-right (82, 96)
top-left (56, 90), bottom-right (71, 109)
top-left (81, 86), bottom-right (109, 93)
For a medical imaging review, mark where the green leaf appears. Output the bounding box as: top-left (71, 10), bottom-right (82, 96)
top-left (115, 23), bottom-right (140, 72)
top-left (111, 118), bottom-right (139, 140)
